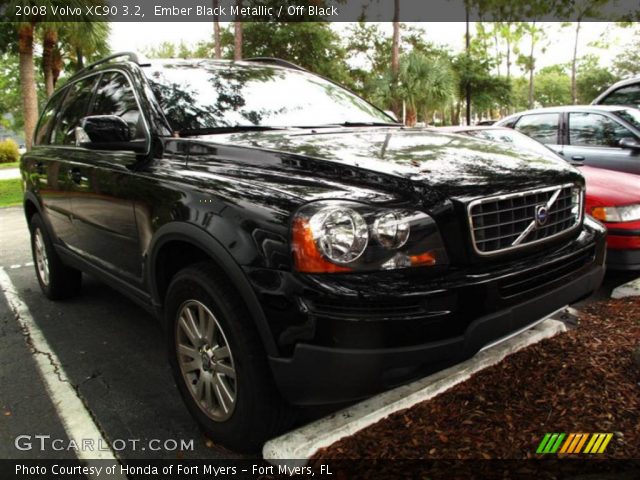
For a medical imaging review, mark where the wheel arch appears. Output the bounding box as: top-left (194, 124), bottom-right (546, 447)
top-left (147, 222), bottom-right (279, 357)
top-left (23, 191), bottom-right (42, 225)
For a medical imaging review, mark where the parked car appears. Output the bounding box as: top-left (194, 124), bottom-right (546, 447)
top-left (439, 126), bottom-right (640, 271)
top-left (593, 76), bottom-right (640, 108)
top-left (21, 53), bottom-right (606, 451)
top-left (495, 105), bottom-right (640, 175)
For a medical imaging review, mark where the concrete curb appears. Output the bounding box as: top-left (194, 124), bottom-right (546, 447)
top-left (263, 318), bottom-right (567, 466)
top-left (611, 277), bottom-right (640, 299)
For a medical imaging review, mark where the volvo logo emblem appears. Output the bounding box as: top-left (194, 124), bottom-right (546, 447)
top-left (535, 205), bottom-right (549, 227)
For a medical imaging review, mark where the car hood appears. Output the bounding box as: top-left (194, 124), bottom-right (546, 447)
top-left (581, 165), bottom-right (640, 207)
top-left (188, 127), bottom-right (583, 204)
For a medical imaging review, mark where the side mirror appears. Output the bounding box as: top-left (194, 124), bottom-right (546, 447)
top-left (619, 137), bottom-right (640, 150)
top-left (77, 115), bottom-right (147, 153)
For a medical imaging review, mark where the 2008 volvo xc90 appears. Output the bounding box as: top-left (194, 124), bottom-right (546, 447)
top-left (21, 53), bottom-right (606, 451)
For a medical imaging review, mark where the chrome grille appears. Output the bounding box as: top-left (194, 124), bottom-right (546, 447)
top-left (468, 184), bottom-right (583, 255)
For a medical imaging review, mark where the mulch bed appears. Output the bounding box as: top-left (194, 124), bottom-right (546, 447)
top-left (312, 297), bottom-right (640, 463)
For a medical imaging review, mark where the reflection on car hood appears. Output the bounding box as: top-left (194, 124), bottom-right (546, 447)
top-left (190, 127), bottom-right (583, 203)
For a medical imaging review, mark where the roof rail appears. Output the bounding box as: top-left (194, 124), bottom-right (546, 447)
top-left (83, 52), bottom-right (141, 72)
top-left (243, 57), bottom-right (307, 72)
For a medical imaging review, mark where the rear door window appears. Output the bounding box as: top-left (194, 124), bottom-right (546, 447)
top-left (51, 76), bottom-right (99, 145)
top-left (90, 72), bottom-right (146, 141)
top-left (513, 113), bottom-right (560, 145)
top-left (599, 83), bottom-right (640, 107)
top-left (34, 89), bottom-right (66, 145)
top-left (568, 112), bottom-right (636, 147)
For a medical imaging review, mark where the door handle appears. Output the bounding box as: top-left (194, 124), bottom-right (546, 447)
top-left (571, 155), bottom-right (585, 161)
top-left (69, 167), bottom-right (82, 184)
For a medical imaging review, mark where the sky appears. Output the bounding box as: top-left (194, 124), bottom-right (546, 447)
top-left (109, 22), bottom-right (633, 75)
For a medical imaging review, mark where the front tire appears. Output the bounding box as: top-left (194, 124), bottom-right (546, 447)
top-left (165, 262), bottom-right (294, 452)
top-left (29, 214), bottom-right (82, 300)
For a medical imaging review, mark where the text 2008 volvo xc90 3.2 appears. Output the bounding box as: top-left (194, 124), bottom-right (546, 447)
top-left (21, 53), bottom-right (606, 451)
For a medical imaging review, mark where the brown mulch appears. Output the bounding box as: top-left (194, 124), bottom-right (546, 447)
top-left (312, 297), bottom-right (640, 462)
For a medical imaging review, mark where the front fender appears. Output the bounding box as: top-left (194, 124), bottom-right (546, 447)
top-left (146, 222), bottom-right (279, 357)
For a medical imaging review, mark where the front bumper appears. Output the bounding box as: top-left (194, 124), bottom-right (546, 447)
top-left (606, 228), bottom-right (640, 271)
top-left (246, 221), bottom-right (606, 405)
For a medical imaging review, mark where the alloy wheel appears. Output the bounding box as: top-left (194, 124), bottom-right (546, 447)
top-left (34, 228), bottom-right (50, 287)
top-left (176, 300), bottom-right (237, 421)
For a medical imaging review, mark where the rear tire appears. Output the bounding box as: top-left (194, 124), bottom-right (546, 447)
top-left (165, 261), bottom-right (295, 453)
top-left (29, 213), bottom-right (82, 300)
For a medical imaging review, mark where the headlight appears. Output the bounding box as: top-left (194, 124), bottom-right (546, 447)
top-left (591, 204), bottom-right (640, 223)
top-left (292, 201), bottom-right (449, 273)
top-left (309, 207), bottom-right (369, 264)
top-left (373, 211), bottom-right (410, 249)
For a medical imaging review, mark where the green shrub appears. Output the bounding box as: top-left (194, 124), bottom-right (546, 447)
top-left (0, 139), bottom-right (20, 164)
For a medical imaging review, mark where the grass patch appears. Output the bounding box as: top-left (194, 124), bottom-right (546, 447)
top-left (0, 161), bottom-right (19, 169)
top-left (0, 178), bottom-right (22, 207)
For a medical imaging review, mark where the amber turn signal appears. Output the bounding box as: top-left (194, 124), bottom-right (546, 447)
top-left (410, 252), bottom-right (437, 267)
top-left (292, 218), bottom-right (352, 273)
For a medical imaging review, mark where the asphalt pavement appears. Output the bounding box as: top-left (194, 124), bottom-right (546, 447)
top-left (0, 206), bottom-right (244, 461)
top-left (0, 206), bottom-right (636, 463)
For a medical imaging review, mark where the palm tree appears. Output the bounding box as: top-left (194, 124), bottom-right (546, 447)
top-left (398, 51), bottom-right (454, 127)
top-left (5, 0), bottom-right (97, 149)
top-left (59, 21), bottom-right (110, 72)
top-left (15, 21), bottom-right (38, 150)
top-left (41, 25), bottom-right (58, 97)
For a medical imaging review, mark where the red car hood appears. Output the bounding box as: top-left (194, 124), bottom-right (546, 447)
top-left (580, 165), bottom-right (640, 208)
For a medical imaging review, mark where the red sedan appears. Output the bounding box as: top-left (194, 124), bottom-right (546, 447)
top-left (438, 126), bottom-right (640, 270)
top-left (581, 165), bottom-right (640, 270)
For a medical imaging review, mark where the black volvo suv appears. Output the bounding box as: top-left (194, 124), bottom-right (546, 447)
top-left (21, 53), bottom-right (606, 451)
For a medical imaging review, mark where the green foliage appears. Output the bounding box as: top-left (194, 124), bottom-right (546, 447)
top-left (0, 51), bottom-right (46, 132)
top-left (398, 51), bottom-right (455, 120)
top-left (57, 20), bottom-right (111, 72)
top-left (0, 139), bottom-right (20, 164)
top-left (613, 30), bottom-right (640, 78)
top-left (577, 55), bottom-right (619, 103)
top-left (227, 22), bottom-right (351, 85)
top-left (534, 65), bottom-right (571, 106)
top-left (453, 51), bottom-right (511, 113)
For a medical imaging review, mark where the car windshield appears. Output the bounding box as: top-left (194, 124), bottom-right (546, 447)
top-left (613, 108), bottom-right (640, 131)
top-left (144, 62), bottom-right (396, 134)
top-left (465, 128), bottom-right (561, 161)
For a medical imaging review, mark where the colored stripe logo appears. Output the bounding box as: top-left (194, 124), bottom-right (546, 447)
top-left (536, 433), bottom-right (613, 455)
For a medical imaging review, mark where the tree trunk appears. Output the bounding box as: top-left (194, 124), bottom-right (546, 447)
top-left (52, 47), bottom-right (63, 86)
top-left (391, 0), bottom-right (401, 117)
top-left (42, 27), bottom-right (58, 98)
top-left (234, 22), bottom-right (243, 60)
top-left (75, 47), bottom-right (84, 71)
top-left (406, 107), bottom-right (417, 127)
top-left (234, 0), bottom-right (243, 61)
top-left (213, 0), bottom-right (221, 59)
top-left (571, 20), bottom-right (581, 104)
top-left (391, 2), bottom-right (400, 79)
top-left (506, 40), bottom-right (511, 80)
top-left (527, 24), bottom-right (536, 109)
top-left (18, 24), bottom-right (38, 151)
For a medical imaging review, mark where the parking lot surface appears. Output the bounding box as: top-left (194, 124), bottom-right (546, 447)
top-left (0, 207), bottom-right (244, 461)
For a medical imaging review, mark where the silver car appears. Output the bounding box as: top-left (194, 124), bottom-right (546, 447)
top-left (496, 105), bottom-right (640, 175)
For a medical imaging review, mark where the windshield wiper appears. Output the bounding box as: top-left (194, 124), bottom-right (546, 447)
top-left (178, 126), bottom-right (285, 136)
top-left (317, 122), bottom-right (403, 128)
